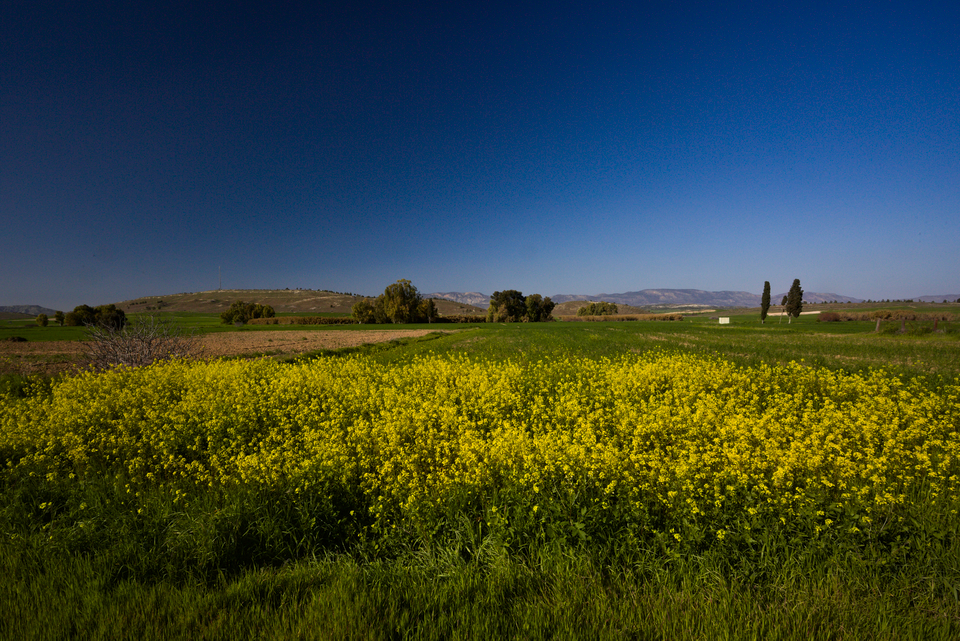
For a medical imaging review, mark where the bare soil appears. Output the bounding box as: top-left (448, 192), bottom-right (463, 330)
top-left (0, 329), bottom-right (447, 376)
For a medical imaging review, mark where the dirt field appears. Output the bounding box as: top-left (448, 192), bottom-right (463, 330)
top-left (0, 329), bottom-right (448, 376)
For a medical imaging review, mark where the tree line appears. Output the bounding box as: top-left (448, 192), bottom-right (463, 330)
top-left (350, 280), bottom-right (556, 324)
top-left (759, 279), bottom-right (803, 324)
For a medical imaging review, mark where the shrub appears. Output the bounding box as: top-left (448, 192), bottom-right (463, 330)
top-left (220, 301), bottom-right (276, 325)
top-left (63, 304), bottom-right (126, 330)
top-left (85, 315), bottom-right (204, 370)
top-left (577, 302), bottom-right (618, 316)
top-left (488, 290), bottom-right (555, 322)
top-left (818, 312), bottom-right (841, 322)
top-left (35, 314), bottom-right (48, 327)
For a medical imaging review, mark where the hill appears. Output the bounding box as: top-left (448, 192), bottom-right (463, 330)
top-left (0, 305), bottom-right (58, 317)
top-left (113, 290), bottom-right (485, 317)
top-left (550, 289), bottom-right (861, 308)
top-left (426, 292), bottom-right (491, 309)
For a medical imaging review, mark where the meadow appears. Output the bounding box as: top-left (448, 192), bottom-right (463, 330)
top-left (2, 313), bottom-right (960, 639)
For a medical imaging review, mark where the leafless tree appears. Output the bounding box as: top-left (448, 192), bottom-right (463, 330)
top-left (85, 315), bottom-right (204, 370)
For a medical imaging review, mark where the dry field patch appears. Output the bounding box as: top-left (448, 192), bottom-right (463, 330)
top-left (1, 329), bottom-right (449, 375)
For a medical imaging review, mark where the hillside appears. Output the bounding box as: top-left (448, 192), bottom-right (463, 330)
top-left (113, 290), bottom-right (485, 316)
top-left (0, 305), bottom-right (58, 317)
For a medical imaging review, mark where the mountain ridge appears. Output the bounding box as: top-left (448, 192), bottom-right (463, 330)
top-left (430, 289), bottom-right (864, 309)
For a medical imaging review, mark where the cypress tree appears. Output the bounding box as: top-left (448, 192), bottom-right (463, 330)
top-left (785, 279), bottom-right (803, 323)
top-left (760, 281), bottom-right (771, 323)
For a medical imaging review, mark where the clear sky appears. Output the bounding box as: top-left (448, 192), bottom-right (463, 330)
top-left (3, 1), bottom-right (958, 311)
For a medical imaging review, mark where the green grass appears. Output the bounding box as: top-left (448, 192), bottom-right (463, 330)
top-left (3, 315), bottom-right (960, 638)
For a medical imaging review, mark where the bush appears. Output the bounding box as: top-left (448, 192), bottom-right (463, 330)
top-left (84, 315), bottom-right (204, 370)
top-left (488, 290), bottom-right (555, 322)
top-left (63, 304), bottom-right (126, 330)
top-left (35, 314), bottom-right (48, 327)
top-left (220, 301), bottom-right (276, 325)
top-left (818, 312), bottom-right (841, 322)
top-left (577, 302), bottom-right (618, 316)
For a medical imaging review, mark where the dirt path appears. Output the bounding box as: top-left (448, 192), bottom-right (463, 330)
top-left (0, 329), bottom-right (448, 375)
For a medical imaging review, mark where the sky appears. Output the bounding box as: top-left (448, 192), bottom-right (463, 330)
top-left (2, 1), bottom-right (958, 311)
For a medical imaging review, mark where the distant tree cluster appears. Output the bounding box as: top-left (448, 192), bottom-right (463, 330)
top-left (577, 301), bottom-right (618, 316)
top-left (351, 279), bottom-right (438, 324)
top-left (220, 301), bottom-right (276, 325)
top-left (63, 304), bottom-right (127, 330)
top-left (487, 290), bottom-right (555, 322)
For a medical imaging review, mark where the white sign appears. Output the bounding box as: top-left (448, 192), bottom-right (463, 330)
top-left (719, 317), bottom-right (730, 324)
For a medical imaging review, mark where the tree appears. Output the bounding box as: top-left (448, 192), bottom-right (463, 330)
top-left (54, 311), bottom-right (65, 327)
top-left (94, 304), bottom-right (127, 331)
top-left (760, 282), bottom-right (771, 324)
top-left (525, 294), bottom-right (556, 322)
top-left (351, 300), bottom-right (376, 324)
top-left (380, 279), bottom-right (423, 323)
top-left (64, 304), bottom-right (97, 326)
top-left (36, 313), bottom-right (48, 327)
top-left (63, 304), bottom-right (126, 330)
top-left (778, 295), bottom-right (787, 324)
top-left (577, 301), bottom-right (618, 316)
top-left (220, 301), bottom-right (275, 325)
top-left (418, 298), bottom-right (438, 323)
top-left (785, 279), bottom-right (803, 323)
top-left (487, 290), bottom-right (527, 322)
top-left (488, 290), bottom-right (554, 322)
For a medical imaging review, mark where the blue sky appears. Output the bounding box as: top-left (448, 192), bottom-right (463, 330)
top-left (3, 1), bottom-right (958, 311)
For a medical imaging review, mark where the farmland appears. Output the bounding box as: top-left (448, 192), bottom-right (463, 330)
top-left (2, 311), bottom-right (960, 639)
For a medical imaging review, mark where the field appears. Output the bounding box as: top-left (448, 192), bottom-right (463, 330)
top-left (2, 311), bottom-right (960, 639)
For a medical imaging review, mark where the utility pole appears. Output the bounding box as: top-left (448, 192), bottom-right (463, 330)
top-left (219, 266), bottom-right (221, 291)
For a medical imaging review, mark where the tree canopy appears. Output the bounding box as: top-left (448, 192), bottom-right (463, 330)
top-left (64, 304), bottom-right (127, 330)
top-left (760, 282), bottom-right (771, 323)
top-left (220, 301), bottom-right (276, 325)
top-left (488, 290), bottom-right (555, 322)
top-left (785, 279), bottom-right (804, 322)
top-left (352, 280), bottom-right (436, 324)
top-left (577, 301), bottom-right (618, 316)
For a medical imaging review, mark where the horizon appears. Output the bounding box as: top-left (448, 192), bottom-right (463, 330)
top-left (7, 284), bottom-right (960, 315)
top-left (3, 1), bottom-right (958, 311)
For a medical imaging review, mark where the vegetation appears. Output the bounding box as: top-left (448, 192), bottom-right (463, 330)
top-left (53, 310), bottom-right (64, 326)
top-left (64, 304), bottom-right (127, 330)
top-left (219, 301), bottom-right (276, 325)
top-left (3, 310), bottom-right (960, 637)
top-left (785, 279), bottom-right (803, 322)
top-left (760, 281), bottom-right (771, 323)
top-left (351, 280), bottom-right (440, 324)
top-left (84, 315), bottom-right (204, 370)
top-left (487, 290), bottom-right (555, 322)
top-left (35, 313), bottom-right (47, 327)
top-left (577, 301), bottom-right (619, 316)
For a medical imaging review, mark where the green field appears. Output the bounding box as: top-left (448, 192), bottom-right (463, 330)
top-left (2, 314), bottom-right (960, 639)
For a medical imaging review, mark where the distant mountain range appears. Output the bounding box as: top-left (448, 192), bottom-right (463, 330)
top-left (429, 289), bottom-right (864, 309)
top-left (0, 305), bottom-right (58, 316)
top-left (425, 292), bottom-right (492, 309)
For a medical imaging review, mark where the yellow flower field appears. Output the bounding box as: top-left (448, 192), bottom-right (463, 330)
top-left (3, 351), bottom-right (958, 548)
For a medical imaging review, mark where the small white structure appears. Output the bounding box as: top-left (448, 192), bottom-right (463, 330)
top-left (719, 317), bottom-right (730, 324)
